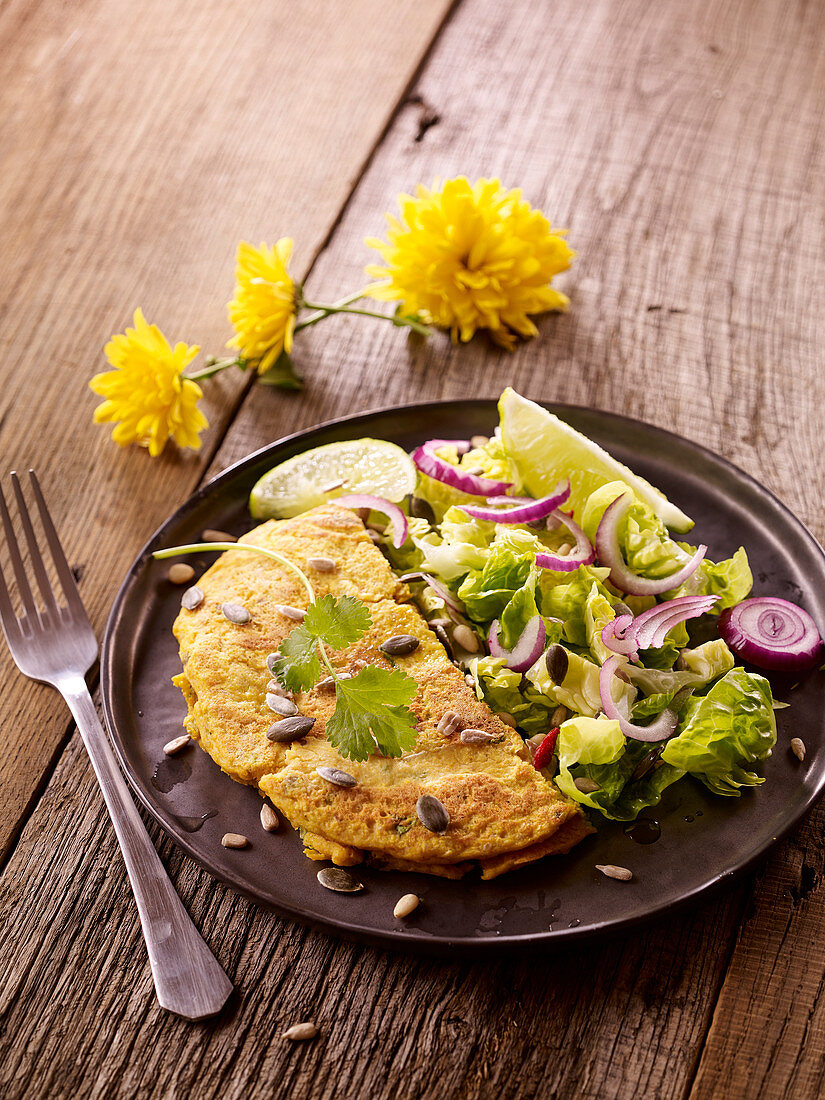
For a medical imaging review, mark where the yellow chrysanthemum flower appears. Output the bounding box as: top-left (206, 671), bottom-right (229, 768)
top-left (226, 239), bottom-right (298, 373)
top-left (89, 309), bottom-right (207, 457)
top-left (365, 177), bottom-right (575, 349)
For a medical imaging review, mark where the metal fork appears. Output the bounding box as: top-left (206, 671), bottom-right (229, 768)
top-left (0, 470), bottom-right (233, 1020)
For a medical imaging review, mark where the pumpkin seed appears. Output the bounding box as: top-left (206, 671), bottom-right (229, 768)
top-left (282, 1022), bottom-right (318, 1041)
top-left (307, 556), bottom-right (336, 572)
top-left (316, 766), bottom-right (357, 787)
top-left (409, 497), bottom-right (436, 524)
top-left (791, 737), bottom-right (806, 761)
top-left (317, 867), bottom-right (363, 892)
top-left (545, 644), bottom-right (568, 683)
top-left (267, 693), bottom-right (299, 717)
top-left (574, 777), bottom-right (601, 794)
top-left (596, 864), bottom-right (633, 881)
top-left (431, 623), bottom-right (455, 661)
top-left (202, 529), bottom-right (236, 543)
top-left (267, 715), bottom-right (316, 742)
top-left (460, 728), bottom-right (496, 744)
top-left (416, 793), bottom-right (449, 833)
top-left (630, 747), bottom-right (662, 782)
top-left (379, 634), bottom-right (420, 657)
top-left (393, 893), bottom-right (420, 919)
top-left (163, 734), bottom-right (191, 756)
top-left (437, 711), bottom-right (463, 737)
top-left (452, 624), bottom-right (480, 653)
top-left (221, 833), bottom-right (249, 849)
top-left (181, 585), bottom-right (204, 610)
top-left (274, 603), bottom-right (306, 622)
top-left (168, 563), bottom-right (195, 585)
top-left (260, 803), bottom-right (279, 832)
top-left (221, 602), bottom-right (250, 624)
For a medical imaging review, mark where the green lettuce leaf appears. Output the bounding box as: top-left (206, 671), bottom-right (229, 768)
top-left (526, 645), bottom-right (635, 718)
top-left (625, 638), bottom-right (735, 696)
top-left (539, 566), bottom-right (613, 647)
top-left (661, 667), bottom-right (776, 795)
top-left (665, 546), bottom-right (753, 610)
top-left (470, 655), bottom-right (558, 736)
top-left (499, 567), bottom-right (541, 650)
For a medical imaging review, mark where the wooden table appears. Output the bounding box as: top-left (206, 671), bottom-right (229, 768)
top-left (2, 0), bottom-right (824, 1095)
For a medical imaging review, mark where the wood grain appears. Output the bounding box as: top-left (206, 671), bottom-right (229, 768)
top-left (0, 0), bottom-right (454, 860)
top-left (2, 0), bottom-right (825, 1096)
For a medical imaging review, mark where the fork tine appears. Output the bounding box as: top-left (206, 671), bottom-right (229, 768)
top-left (27, 470), bottom-right (88, 620)
top-left (0, 481), bottom-right (38, 619)
top-left (10, 472), bottom-right (59, 615)
top-left (0, 556), bottom-right (22, 644)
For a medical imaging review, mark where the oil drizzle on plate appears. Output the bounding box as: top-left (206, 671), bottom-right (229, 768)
top-left (175, 810), bottom-right (217, 832)
top-left (624, 817), bottom-right (661, 844)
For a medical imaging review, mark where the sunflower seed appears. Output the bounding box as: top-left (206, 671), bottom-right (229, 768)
top-left (317, 671), bottom-right (352, 690)
top-left (470, 434), bottom-right (490, 449)
top-left (267, 693), bottom-right (299, 717)
top-left (550, 705), bottom-right (568, 727)
top-left (409, 496), bottom-right (436, 524)
top-left (321, 478), bottom-right (347, 493)
top-left (181, 585), bottom-right (204, 610)
top-left (282, 1022), bottom-right (318, 1041)
top-left (317, 766), bottom-right (357, 787)
top-left (545, 644), bottom-right (568, 683)
top-left (266, 680), bottom-right (293, 698)
top-left (221, 833), bottom-right (249, 849)
top-left (274, 603), bottom-right (306, 622)
top-left (557, 542), bottom-right (573, 557)
top-left (307, 556), bottom-right (336, 572)
top-left (416, 793), bottom-right (449, 833)
top-left (368, 530), bottom-right (383, 544)
top-left (167, 563), bottom-right (195, 585)
top-left (428, 617), bottom-right (451, 630)
top-left (266, 652), bottom-right (279, 672)
top-left (317, 867), bottom-right (363, 892)
top-left (574, 777), bottom-right (601, 793)
top-left (163, 734), bottom-right (191, 756)
top-left (350, 659), bottom-right (368, 671)
top-left (452, 624), bottom-right (480, 653)
top-left (465, 467), bottom-right (484, 477)
top-left (460, 728), bottom-right (497, 744)
top-left (393, 893), bottom-right (420, 919)
top-left (465, 674), bottom-right (475, 687)
top-left (260, 803), bottom-right (279, 832)
top-left (379, 634), bottom-right (420, 657)
top-left (791, 737), bottom-right (806, 761)
top-left (596, 864), bottom-right (633, 881)
top-left (498, 713), bottom-right (518, 728)
top-left (221, 602), bottom-right (250, 624)
top-left (202, 529), bottom-right (237, 543)
top-left (267, 715), bottom-right (316, 742)
top-left (437, 711), bottom-right (463, 737)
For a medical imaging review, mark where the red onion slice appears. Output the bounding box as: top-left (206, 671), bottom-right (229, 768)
top-left (535, 510), bottom-right (596, 573)
top-left (595, 494), bottom-right (706, 595)
top-left (598, 656), bottom-right (680, 742)
top-left (335, 494), bottom-right (408, 549)
top-left (400, 571), bottom-right (466, 616)
top-left (412, 439), bottom-right (512, 497)
top-left (719, 596), bottom-right (825, 671)
top-left (601, 595), bottom-right (719, 660)
top-left (600, 614), bottom-right (638, 659)
top-left (488, 615), bottom-right (546, 673)
top-left (460, 482), bottom-right (571, 524)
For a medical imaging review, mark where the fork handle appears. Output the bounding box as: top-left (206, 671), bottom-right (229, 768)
top-left (60, 678), bottom-right (233, 1020)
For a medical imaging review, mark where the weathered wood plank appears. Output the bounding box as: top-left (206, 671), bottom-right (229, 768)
top-left (0, 0), bottom-right (454, 860)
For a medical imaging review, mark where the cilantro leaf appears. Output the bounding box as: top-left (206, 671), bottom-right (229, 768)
top-left (272, 624), bottom-right (320, 692)
top-left (326, 666), bottom-right (419, 761)
top-left (304, 595), bottom-right (372, 650)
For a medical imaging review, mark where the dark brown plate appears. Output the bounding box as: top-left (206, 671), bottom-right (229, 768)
top-left (101, 400), bottom-right (825, 952)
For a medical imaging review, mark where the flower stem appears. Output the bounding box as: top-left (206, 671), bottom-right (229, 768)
top-left (296, 297), bottom-right (430, 335)
top-left (185, 356), bottom-right (243, 382)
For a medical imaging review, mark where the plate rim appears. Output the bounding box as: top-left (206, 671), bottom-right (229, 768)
top-left (100, 398), bottom-right (825, 952)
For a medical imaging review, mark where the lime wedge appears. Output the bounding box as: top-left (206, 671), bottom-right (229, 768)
top-left (249, 438), bottom-right (417, 519)
top-left (498, 388), bottom-right (693, 532)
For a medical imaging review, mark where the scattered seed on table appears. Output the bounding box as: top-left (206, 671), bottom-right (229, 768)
top-left (379, 634), bottom-right (420, 657)
top-left (267, 715), bottom-right (316, 742)
top-left (274, 603), bottom-right (306, 622)
top-left (162, 734), bottom-right (191, 756)
top-left (317, 766), bottom-right (357, 787)
top-left (267, 693), bottom-right (299, 717)
top-left (221, 833), bottom-right (249, 849)
top-left (791, 737), bottom-right (806, 761)
top-left (393, 893), bottom-right (420, 919)
top-left (181, 586), bottom-right (204, 611)
top-left (574, 777), bottom-right (601, 794)
top-left (282, 1022), bottom-right (318, 1041)
top-left (221, 602), bottom-right (250, 624)
top-left (416, 794), bottom-right (449, 833)
top-left (260, 803), bottom-right (279, 832)
top-left (437, 711), bottom-right (463, 737)
top-left (596, 864), bottom-right (633, 881)
top-left (317, 867), bottom-right (363, 893)
top-left (202, 529), bottom-right (237, 543)
top-left (307, 556), bottom-right (336, 572)
top-left (167, 563), bottom-right (195, 585)
top-left (452, 624), bottom-right (480, 653)
top-left (460, 728), bottom-right (496, 744)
